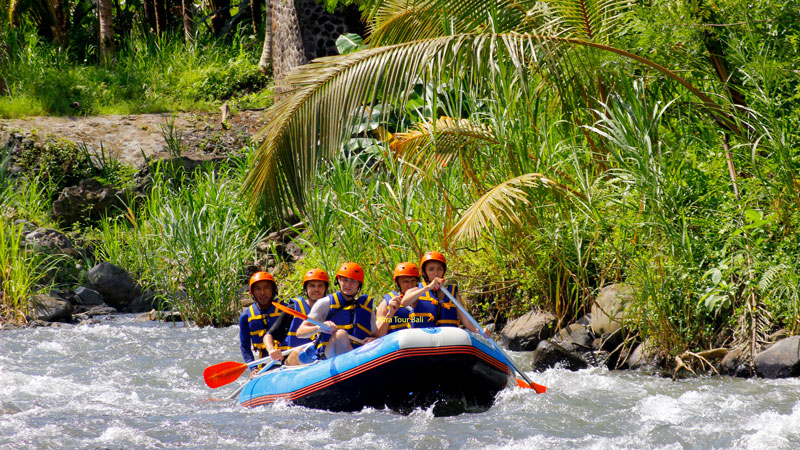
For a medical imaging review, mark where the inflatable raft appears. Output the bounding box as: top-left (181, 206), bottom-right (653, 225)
top-left (238, 327), bottom-right (516, 416)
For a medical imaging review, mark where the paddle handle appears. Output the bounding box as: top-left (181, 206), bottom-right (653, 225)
top-left (440, 286), bottom-right (544, 392)
top-left (273, 301), bottom-right (366, 345)
top-left (303, 315), bottom-right (366, 345)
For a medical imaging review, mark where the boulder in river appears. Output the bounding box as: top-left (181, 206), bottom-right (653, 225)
top-left (590, 284), bottom-right (633, 337)
top-left (720, 347), bottom-right (753, 378)
top-left (88, 262), bottom-right (142, 310)
top-left (553, 322), bottom-right (594, 352)
top-left (499, 310), bottom-right (556, 351)
top-left (75, 286), bottom-right (105, 306)
top-left (531, 340), bottom-right (588, 372)
top-left (124, 290), bottom-right (159, 313)
top-left (29, 293), bottom-right (73, 322)
top-left (754, 336), bottom-right (800, 379)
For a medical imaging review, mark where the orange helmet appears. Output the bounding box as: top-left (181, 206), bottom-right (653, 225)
top-left (249, 271), bottom-right (276, 295)
top-left (393, 262), bottom-right (420, 283)
top-left (303, 268), bottom-right (330, 288)
top-left (420, 251), bottom-right (447, 273)
top-left (336, 262), bottom-right (364, 284)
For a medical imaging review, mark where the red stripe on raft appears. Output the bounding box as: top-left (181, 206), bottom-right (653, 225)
top-left (241, 345), bottom-right (512, 408)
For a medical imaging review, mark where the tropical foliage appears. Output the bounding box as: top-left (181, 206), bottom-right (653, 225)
top-left (243, 0), bottom-right (800, 358)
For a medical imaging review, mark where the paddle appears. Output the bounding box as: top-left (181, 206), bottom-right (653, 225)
top-left (272, 301), bottom-right (366, 344)
top-left (440, 286), bottom-right (547, 394)
top-left (203, 343), bottom-right (312, 389)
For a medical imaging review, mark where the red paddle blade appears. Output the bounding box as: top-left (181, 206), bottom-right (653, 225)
top-left (203, 361), bottom-right (248, 388)
top-left (273, 301), bottom-right (307, 320)
top-left (516, 378), bottom-right (548, 394)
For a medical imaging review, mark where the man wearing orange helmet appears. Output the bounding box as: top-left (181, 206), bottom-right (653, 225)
top-left (376, 262), bottom-right (421, 335)
top-left (296, 262), bottom-right (382, 359)
top-left (263, 268), bottom-right (330, 365)
top-left (238, 271), bottom-right (283, 377)
top-left (402, 251), bottom-right (480, 333)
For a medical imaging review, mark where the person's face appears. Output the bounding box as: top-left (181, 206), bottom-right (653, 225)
top-left (305, 280), bottom-right (327, 301)
top-left (251, 281), bottom-right (274, 305)
top-left (338, 276), bottom-right (360, 297)
top-left (423, 261), bottom-right (445, 280)
top-left (396, 276), bottom-right (418, 293)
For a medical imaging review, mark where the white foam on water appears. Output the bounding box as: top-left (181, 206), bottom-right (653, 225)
top-left (637, 394), bottom-right (684, 425)
top-left (737, 402), bottom-right (800, 450)
top-left (96, 424), bottom-right (162, 447)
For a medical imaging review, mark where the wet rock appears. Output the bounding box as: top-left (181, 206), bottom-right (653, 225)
top-left (135, 309), bottom-right (183, 322)
top-left (22, 228), bottom-right (77, 256)
top-left (124, 290), bottom-right (159, 313)
top-left (720, 348), bottom-right (753, 378)
top-left (88, 262), bottom-right (142, 310)
top-left (624, 340), bottom-right (666, 371)
top-left (499, 310), bottom-right (557, 351)
top-left (754, 336), bottom-right (800, 379)
top-left (28, 294), bottom-right (73, 322)
top-left (553, 323), bottom-right (594, 352)
top-left (590, 284), bottom-right (633, 336)
top-left (531, 340), bottom-right (588, 372)
top-left (26, 319), bottom-right (71, 328)
top-left (52, 178), bottom-right (126, 225)
top-left (75, 287), bottom-right (105, 306)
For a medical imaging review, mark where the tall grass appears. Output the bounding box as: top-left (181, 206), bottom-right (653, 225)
top-left (96, 163), bottom-right (262, 326)
top-left (0, 221), bottom-right (50, 324)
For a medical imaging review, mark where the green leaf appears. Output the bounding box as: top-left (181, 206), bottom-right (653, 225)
top-left (336, 33), bottom-right (364, 55)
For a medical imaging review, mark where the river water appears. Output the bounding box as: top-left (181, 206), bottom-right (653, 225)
top-left (1, 315), bottom-right (798, 449)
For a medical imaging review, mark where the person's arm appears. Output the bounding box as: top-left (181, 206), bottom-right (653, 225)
top-left (400, 277), bottom-right (444, 308)
top-left (238, 312), bottom-right (256, 366)
top-left (375, 297), bottom-right (400, 338)
top-left (296, 300), bottom-right (330, 338)
top-left (264, 312), bottom-right (292, 360)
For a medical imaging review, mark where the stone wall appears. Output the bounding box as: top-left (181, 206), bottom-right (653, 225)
top-left (271, 0), bottom-right (365, 81)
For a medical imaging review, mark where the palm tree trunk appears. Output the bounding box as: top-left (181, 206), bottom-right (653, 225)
top-left (182, 0), bottom-right (194, 43)
top-left (154, 0), bottom-right (167, 34)
top-left (258, 0), bottom-right (272, 74)
top-left (98, 0), bottom-right (114, 64)
top-left (271, 0), bottom-right (307, 83)
top-left (250, 0), bottom-right (261, 32)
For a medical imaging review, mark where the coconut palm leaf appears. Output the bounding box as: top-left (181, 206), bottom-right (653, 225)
top-left (448, 172), bottom-right (584, 241)
top-left (526, 0), bottom-right (635, 42)
top-left (391, 116), bottom-right (498, 175)
top-left (243, 33), bottom-right (737, 222)
top-left (361, 0), bottom-right (526, 47)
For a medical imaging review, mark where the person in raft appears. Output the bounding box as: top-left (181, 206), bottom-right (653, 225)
top-left (375, 262), bottom-right (421, 335)
top-left (263, 268), bottom-right (329, 365)
top-left (238, 271), bottom-right (284, 378)
top-left (401, 251), bottom-right (481, 333)
top-left (296, 262), bottom-right (384, 359)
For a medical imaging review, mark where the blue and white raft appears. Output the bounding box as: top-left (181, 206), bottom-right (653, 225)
top-left (239, 327), bottom-right (516, 416)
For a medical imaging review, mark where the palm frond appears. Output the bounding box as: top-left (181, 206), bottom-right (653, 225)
top-left (243, 33), bottom-right (737, 222)
top-left (362, 0), bottom-right (526, 47)
top-left (525, 0), bottom-right (635, 41)
top-left (448, 172), bottom-right (582, 242)
top-left (391, 116), bottom-right (498, 174)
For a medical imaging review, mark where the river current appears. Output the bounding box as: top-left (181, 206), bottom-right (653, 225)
top-left (1, 314), bottom-right (798, 449)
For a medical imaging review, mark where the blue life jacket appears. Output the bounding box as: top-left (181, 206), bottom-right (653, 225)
top-left (410, 284), bottom-right (460, 328)
top-left (245, 300), bottom-right (283, 357)
top-left (283, 296), bottom-right (315, 349)
top-left (381, 290), bottom-right (411, 334)
top-left (315, 291), bottom-right (374, 355)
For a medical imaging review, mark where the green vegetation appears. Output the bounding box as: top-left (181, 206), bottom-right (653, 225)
top-left (0, 25), bottom-right (271, 118)
top-left (244, 0), bottom-right (800, 358)
top-left (1, 0), bottom-right (798, 371)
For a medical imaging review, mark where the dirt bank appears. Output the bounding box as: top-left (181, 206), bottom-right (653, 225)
top-left (0, 109), bottom-right (267, 166)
